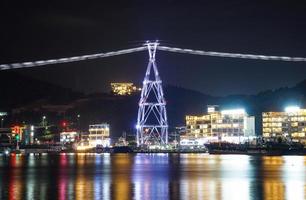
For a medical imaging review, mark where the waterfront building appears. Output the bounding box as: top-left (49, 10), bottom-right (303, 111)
top-left (88, 123), bottom-right (110, 147)
top-left (22, 125), bottom-right (35, 145)
top-left (184, 105), bottom-right (255, 144)
top-left (114, 136), bottom-right (129, 147)
top-left (262, 106), bottom-right (306, 144)
top-left (60, 131), bottom-right (78, 143)
top-left (111, 83), bottom-right (141, 96)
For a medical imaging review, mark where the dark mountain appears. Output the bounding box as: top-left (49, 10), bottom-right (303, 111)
top-left (0, 71), bottom-right (82, 110)
top-left (1, 71), bottom-right (306, 138)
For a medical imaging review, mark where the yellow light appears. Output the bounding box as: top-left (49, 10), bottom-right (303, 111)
top-left (76, 145), bottom-right (92, 151)
top-left (111, 82), bottom-right (140, 95)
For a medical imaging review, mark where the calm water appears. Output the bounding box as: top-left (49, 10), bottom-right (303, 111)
top-left (0, 153), bottom-right (305, 200)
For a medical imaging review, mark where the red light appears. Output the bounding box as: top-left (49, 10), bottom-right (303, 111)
top-left (61, 121), bottom-right (68, 127)
top-left (11, 126), bottom-right (21, 134)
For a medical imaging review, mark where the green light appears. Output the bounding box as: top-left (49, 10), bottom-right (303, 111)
top-left (15, 134), bottom-right (20, 141)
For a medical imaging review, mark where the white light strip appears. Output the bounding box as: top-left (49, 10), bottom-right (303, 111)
top-left (221, 109), bottom-right (246, 115)
top-left (157, 46), bottom-right (306, 62)
top-left (0, 46), bottom-right (147, 70)
top-left (2, 44), bottom-right (306, 70)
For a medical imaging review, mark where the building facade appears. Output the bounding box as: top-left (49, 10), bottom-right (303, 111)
top-left (88, 123), bottom-right (110, 147)
top-left (111, 83), bottom-right (141, 96)
top-left (60, 131), bottom-right (78, 144)
top-left (262, 106), bottom-right (306, 144)
top-left (184, 105), bottom-right (255, 144)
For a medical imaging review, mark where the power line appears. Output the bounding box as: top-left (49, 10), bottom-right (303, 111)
top-left (0, 46), bottom-right (147, 70)
top-left (157, 46), bottom-right (306, 62)
top-left (1, 44), bottom-right (306, 70)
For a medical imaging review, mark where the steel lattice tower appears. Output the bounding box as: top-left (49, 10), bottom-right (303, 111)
top-left (136, 42), bottom-right (168, 147)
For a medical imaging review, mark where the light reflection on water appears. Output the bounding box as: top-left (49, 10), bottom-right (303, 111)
top-left (0, 154), bottom-right (305, 200)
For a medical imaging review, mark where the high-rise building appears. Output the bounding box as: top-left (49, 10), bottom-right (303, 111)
top-left (184, 105), bottom-right (255, 144)
top-left (111, 83), bottom-right (141, 96)
top-left (262, 106), bottom-right (306, 144)
top-left (88, 124), bottom-right (110, 147)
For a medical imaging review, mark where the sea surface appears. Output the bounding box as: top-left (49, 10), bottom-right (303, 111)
top-left (0, 153), bottom-right (305, 200)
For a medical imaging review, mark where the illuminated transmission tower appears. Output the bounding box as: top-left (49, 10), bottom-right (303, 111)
top-left (136, 42), bottom-right (168, 147)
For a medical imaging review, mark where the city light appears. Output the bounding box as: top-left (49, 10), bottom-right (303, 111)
top-left (15, 134), bottom-right (20, 141)
top-left (111, 83), bottom-right (141, 95)
top-left (61, 121), bottom-right (68, 127)
top-left (221, 108), bottom-right (246, 115)
top-left (207, 107), bottom-right (215, 113)
top-left (207, 105), bottom-right (219, 113)
top-left (0, 112), bottom-right (7, 116)
top-left (263, 108), bottom-right (306, 143)
top-left (185, 105), bottom-right (255, 145)
top-left (60, 131), bottom-right (78, 143)
top-left (88, 124), bottom-right (111, 148)
top-left (285, 106), bottom-right (300, 113)
top-left (0, 5), bottom-right (305, 199)
top-left (76, 144), bottom-right (92, 151)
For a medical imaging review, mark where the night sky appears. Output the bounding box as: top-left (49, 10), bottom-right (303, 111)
top-left (1, 0), bottom-right (306, 96)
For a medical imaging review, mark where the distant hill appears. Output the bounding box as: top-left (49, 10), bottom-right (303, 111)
top-left (1, 71), bottom-right (306, 138)
top-left (0, 71), bottom-right (82, 110)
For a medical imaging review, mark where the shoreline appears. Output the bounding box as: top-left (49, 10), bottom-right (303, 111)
top-left (1, 150), bottom-right (305, 156)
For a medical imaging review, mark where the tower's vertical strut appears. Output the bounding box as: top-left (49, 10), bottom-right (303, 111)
top-left (136, 41), bottom-right (168, 147)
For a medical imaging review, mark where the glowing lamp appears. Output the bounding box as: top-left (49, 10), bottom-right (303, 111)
top-left (285, 106), bottom-right (300, 113)
top-left (61, 121), bottom-right (68, 127)
top-left (15, 134), bottom-right (20, 141)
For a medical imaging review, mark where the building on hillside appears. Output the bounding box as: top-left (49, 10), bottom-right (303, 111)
top-left (111, 83), bottom-right (141, 96)
top-left (262, 106), bottom-right (306, 144)
top-left (184, 105), bottom-right (255, 145)
top-left (88, 123), bottom-right (110, 147)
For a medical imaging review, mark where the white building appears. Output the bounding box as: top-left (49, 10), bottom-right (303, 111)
top-left (88, 124), bottom-right (110, 147)
top-left (60, 131), bottom-right (78, 143)
top-left (184, 105), bottom-right (256, 144)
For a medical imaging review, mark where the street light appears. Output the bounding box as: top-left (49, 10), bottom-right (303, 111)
top-left (42, 116), bottom-right (46, 127)
top-left (1, 118), bottom-right (4, 128)
top-left (77, 114), bottom-right (81, 133)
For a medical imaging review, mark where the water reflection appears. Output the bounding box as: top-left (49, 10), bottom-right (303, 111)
top-left (283, 156), bottom-right (305, 200)
top-left (133, 154), bottom-right (170, 199)
top-left (0, 153), bottom-right (305, 199)
top-left (262, 157), bottom-right (285, 200)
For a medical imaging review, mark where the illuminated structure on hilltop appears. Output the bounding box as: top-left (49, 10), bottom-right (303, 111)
top-left (111, 83), bottom-right (141, 96)
top-left (262, 106), bottom-right (306, 144)
top-left (136, 42), bottom-right (168, 147)
top-left (184, 105), bottom-right (255, 145)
